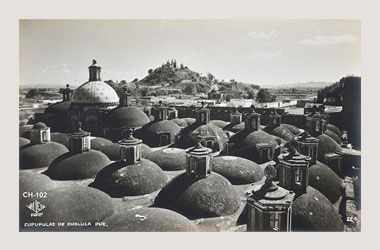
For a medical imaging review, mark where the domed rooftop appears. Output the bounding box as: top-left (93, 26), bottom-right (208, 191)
top-left (19, 172), bottom-right (57, 194)
top-left (90, 137), bottom-right (113, 151)
top-left (135, 120), bottom-right (181, 147)
top-left (20, 142), bottom-right (69, 170)
top-left (317, 134), bottom-right (342, 161)
top-left (292, 186), bottom-right (344, 231)
top-left (280, 123), bottom-right (302, 135)
top-left (326, 124), bottom-right (343, 137)
top-left (20, 186), bottom-right (114, 231)
top-left (309, 161), bottom-right (343, 204)
top-left (33, 122), bottom-right (48, 129)
top-left (103, 106), bottom-right (150, 129)
top-left (50, 132), bottom-right (70, 148)
top-left (19, 137), bottom-right (30, 148)
top-left (182, 117), bottom-right (196, 126)
top-left (100, 142), bottom-right (152, 161)
top-left (153, 172), bottom-right (241, 219)
top-left (90, 158), bottom-right (168, 197)
top-left (171, 118), bottom-right (189, 128)
top-left (103, 207), bottom-right (197, 232)
top-left (145, 148), bottom-right (187, 171)
top-left (212, 156), bottom-right (264, 185)
top-left (19, 125), bottom-right (33, 138)
top-left (325, 129), bottom-right (343, 145)
top-left (267, 125), bottom-right (295, 141)
top-left (72, 81), bottom-right (119, 105)
top-left (43, 150), bottom-right (111, 180)
top-left (45, 101), bottom-right (72, 113)
top-left (209, 120), bottom-right (230, 129)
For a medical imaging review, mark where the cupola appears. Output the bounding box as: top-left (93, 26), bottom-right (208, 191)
top-left (119, 90), bottom-right (132, 107)
top-left (230, 107), bottom-right (242, 126)
top-left (68, 122), bottom-right (91, 154)
top-left (245, 107), bottom-right (261, 132)
top-left (30, 122), bottom-right (51, 144)
top-left (268, 110), bottom-right (281, 127)
top-left (306, 112), bottom-right (327, 137)
top-left (168, 106), bottom-right (178, 119)
top-left (185, 136), bottom-right (213, 179)
top-left (62, 84), bottom-right (73, 101)
top-left (88, 59), bottom-right (101, 81)
top-left (152, 101), bottom-right (168, 121)
top-left (245, 165), bottom-right (295, 232)
top-left (118, 128), bottom-right (142, 165)
top-left (294, 131), bottom-right (319, 165)
top-left (196, 102), bottom-right (210, 125)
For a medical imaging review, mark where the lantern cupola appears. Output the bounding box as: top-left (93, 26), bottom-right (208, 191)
top-left (196, 102), bottom-right (210, 125)
top-left (62, 84), bottom-right (73, 101)
top-left (294, 131), bottom-right (319, 164)
top-left (119, 90), bottom-right (132, 107)
top-left (168, 106), bottom-right (178, 119)
top-left (30, 122), bottom-right (51, 144)
top-left (306, 111), bottom-right (327, 137)
top-left (268, 110), bottom-right (281, 127)
top-left (245, 106), bottom-right (261, 132)
top-left (230, 107), bottom-right (242, 126)
top-left (88, 59), bottom-right (101, 81)
top-left (245, 165), bottom-right (295, 232)
top-left (185, 136), bottom-right (213, 179)
top-left (68, 122), bottom-right (91, 153)
top-left (152, 101), bottom-right (168, 121)
top-left (118, 128), bottom-right (142, 164)
top-left (277, 143), bottom-right (311, 195)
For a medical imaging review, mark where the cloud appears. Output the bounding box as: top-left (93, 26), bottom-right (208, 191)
top-left (248, 30), bottom-right (279, 40)
top-left (248, 50), bottom-right (283, 61)
top-left (298, 34), bottom-right (358, 46)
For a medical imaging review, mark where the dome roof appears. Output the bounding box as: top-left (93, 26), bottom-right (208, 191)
top-left (104, 106), bottom-right (150, 129)
top-left (182, 117), bottom-right (196, 126)
top-left (326, 124), bottom-right (343, 137)
top-left (145, 148), bottom-right (187, 171)
top-left (90, 137), bottom-right (113, 151)
top-left (317, 134), bottom-right (342, 161)
top-left (211, 156), bottom-right (264, 185)
top-left (280, 123), bottom-right (302, 135)
top-left (72, 81), bottom-right (119, 105)
top-left (19, 125), bottom-right (33, 138)
top-left (292, 186), bottom-right (344, 231)
top-left (19, 172), bottom-right (57, 194)
top-left (100, 142), bottom-right (152, 161)
top-left (50, 132), bottom-right (70, 148)
top-left (19, 142), bottom-right (69, 170)
top-left (19, 137), bottom-right (30, 148)
top-left (44, 150), bottom-right (111, 180)
top-left (267, 125), bottom-right (295, 141)
top-left (90, 158), bottom-right (168, 197)
top-left (309, 161), bottom-right (343, 204)
top-left (20, 186), bottom-right (114, 231)
top-left (33, 122), bottom-right (48, 129)
top-left (45, 101), bottom-right (71, 113)
top-left (103, 207), bottom-right (197, 232)
top-left (135, 120), bottom-right (181, 147)
top-left (325, 129), bottom-right (343, 145)
top-left (209, 120), bottom-right (230, 129)
top-left (170, 118), bottom-right (189, 128)
top-left (153, 172), bottom-right (242, 219)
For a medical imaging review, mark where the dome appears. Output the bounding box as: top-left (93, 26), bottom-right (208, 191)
top-left (102, 207), bottom-right (197, 232)
top-left (292, 186), bottom-right (344, 231)
top-left (50, 132), bottom-right (70, 148)
top-left (325, 129), bottom-right (343, 145)
top-left (182, 117), bottom-right (196, 126)
top-left (43, 150), bottom-right (111, 180)
top-left (33, 122), bottom-right (48, 129)
top-left (317, 134), bottom-right (342, 161)
top-left (145, 148), bottom-right (187, 171)
top-left (19, 172), bottom-right (57, 194)
top-left (19, 142), bottom-right (69, 170)
top-left (280, 123), bottom-right (302, 135)
top-left (309, 161), bottom-right (343, 204)
top-left (170, 118), bottom-right (189, 128)
top-left (45, 101), bottom-right (71, 113)
top-left (72, 81), bottom-right (119, 105)
top-left (103, 106), bottom-right (150, 129)
top-left (175, 123), bottom-right (229, 152)
top-left (90, 137), bottom-right (113, 151)
top-left (90, 158), bottom-right (168, 197)
top-left (20, 186), bottom-right (114, 231)
top-left (211, 156), bottom-right (264, 185)
top-left (153, 172), bottom-right (242, 219)
top-left (267, 125), bottom-right (295, 141)
top-left (100, 142), bottom-right (152, 161)
top-left (209, 120), bottom-right (230, 129)
top-left (326, 124), bottom-right (343, 137)
top-left (19, 137), bottom-right (30, 148)
top-left (20, 125), bottom-right (33, 138)
top-left (135, 120), bottom-right (181, 147)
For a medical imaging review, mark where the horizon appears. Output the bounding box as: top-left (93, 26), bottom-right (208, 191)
top-left (19, 20), bottom-right (361, 87)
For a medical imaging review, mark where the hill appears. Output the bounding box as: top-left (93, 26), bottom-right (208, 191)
top-left (262, 81), bottom-right (333, 89)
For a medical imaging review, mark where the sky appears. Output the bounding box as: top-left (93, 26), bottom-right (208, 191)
top-left (19, 19), bottom-right (361, 87)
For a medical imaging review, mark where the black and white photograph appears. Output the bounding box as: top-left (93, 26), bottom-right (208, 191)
top-left (18, 18), bottom-right (362, 233)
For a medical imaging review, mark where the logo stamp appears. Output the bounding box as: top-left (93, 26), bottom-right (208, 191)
top-left (26, 200), bottom-right (46, 217)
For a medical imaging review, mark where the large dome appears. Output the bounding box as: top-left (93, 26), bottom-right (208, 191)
top-left (103, 106), bottom-right (150, 129)
top-left (72, 81), bottom-right (119, 105)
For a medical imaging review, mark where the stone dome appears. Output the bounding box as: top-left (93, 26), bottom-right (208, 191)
top-left (267, 125), bottom-right (295, 141)
top-left (19, 125), bottom-right (33, 138)
top-left (45, 101), bottom-right (71, 113)
top-left (90, 137), bottom-right (113, 151)
top-left (102, 207), bottom-right (197, 232)
top-left (280, 123), bottom-right (302, 135)
top-left (72, 81), bottom-right (119, 105)
top-left (100, 142), bottom-right (152, 161)
top-left (20, 186), bottom-right (115, 231)
top-left (19, 137), bottom-right (30, 148)
top-left (90, 158), bottom-right (168, 197)
top-left (145, 148), bottom-right (187, 171)
top-left (19, 172), bottom-right (57, 194)
top-left (33, 122), bottom-right (48, 129)
top-left (170, 118), bottom-right (189, 128)
top-left (50, 132), bottom-right (70, 148)
top-left (309, 161), bottom-right (343, 204)
top-left (43, 150), bottom-right (111, 180)
top-left (19, 142), bottom-right (69, 170)
top-left (326, 124), bottom-right (343, 137)
top-left (317, 134), bottom-right (342, 161)
top-left (182, 117), bottom-right (196, 126)
top-left (292, 186), bottom-right (344, 231)
top-left (209, 120), bottom-right (230, 129)
top-left (325, 129), bottom-right (343, 145)
top-left (211, 156), bottom-right (264, 185)
top-left (103, 106), bottom-right (150, 129)
top-left (153, 172), bottom-right (242, 219)
top-left (135, 120), bottom-right (181, 147)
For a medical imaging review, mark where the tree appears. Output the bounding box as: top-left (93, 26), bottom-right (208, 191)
top-left (256, 88), bottom-right (274, 103)
top-left (184, 83), bottom-right (195, 94)
top-left (25, 88), bottom-right (40, 98)
top-left (132, 78), bottom-right (139, 83)
top-left (148, 69), bottom-right (153, 74)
